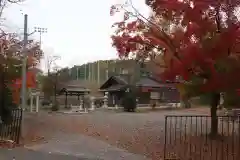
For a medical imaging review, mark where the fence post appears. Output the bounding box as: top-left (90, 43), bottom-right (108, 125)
top-left (163, 115), bottom-right (239, 160)
top-left (163, 116), bottom-right (168, 160)
top-left (0, 108), bottom-right (23, 144)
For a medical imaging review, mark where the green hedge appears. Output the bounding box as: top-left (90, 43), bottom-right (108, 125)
top-left (224, 92), bottom-right (240, 109)
top-left (0, 86), bottom-right (14, 124)
top-left (122, 87), bottom-right (137, 112)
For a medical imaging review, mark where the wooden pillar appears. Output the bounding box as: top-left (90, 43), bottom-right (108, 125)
top-left (77, 94), bottom-right (81, 110)
top-left (91, 96), bottom-right (95, 110)
top-left (36, 95), bottom-right (39, 112)
top-left (65, 92), bottom-right (68, 108)
top-left (30, 95), bottom-right (33, 112)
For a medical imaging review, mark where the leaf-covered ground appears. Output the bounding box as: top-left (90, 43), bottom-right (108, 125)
top-left (23, 108), bottom-right (209, 160)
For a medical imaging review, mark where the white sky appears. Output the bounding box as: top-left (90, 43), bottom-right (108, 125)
top-left (1, 0), bottom-right (149, 71)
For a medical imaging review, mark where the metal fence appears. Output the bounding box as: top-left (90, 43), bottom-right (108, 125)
top-left (164, 115), bottom-right (240, 160)
top-left (0, 108), bottom-right (22, 144)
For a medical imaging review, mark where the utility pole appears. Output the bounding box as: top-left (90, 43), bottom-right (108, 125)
top-left (53, 66), bottom-right (60, 104)
top-left (34, 27), bottom-right (47, 46)
top-left (21, 14), bottom-right (28, 110)
top-left (20, 14), bottom-right (28, 138)
top-left (20, 15), bottom-right (47, 137)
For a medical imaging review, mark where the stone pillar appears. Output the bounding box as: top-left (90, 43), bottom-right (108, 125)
top-left (113, 95), bottom-right (115, 106)
top-left (91, 97), bottom-right (95, 110)
top-left (219, 92), bottom-right (224, 109)
top-left (79, 98), bottom-right (83, 110)
top-left (115, 104), bottom-right (118, 110)
top-left (36, 95), bottom-right (39, 112)
top-left (30, 95), bottom-right (33, 112)
top-left (177, 103), bottom-right (181, 108)
top-left (103, 92), bottom-right (108, 108)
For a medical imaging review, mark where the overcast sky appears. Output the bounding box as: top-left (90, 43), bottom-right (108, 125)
top-left (1, 0), bottom-right (149, 71)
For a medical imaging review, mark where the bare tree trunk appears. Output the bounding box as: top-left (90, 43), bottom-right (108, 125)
top-left (210, 92), bottom-right (220, 138)
top-left (182, 95), bottom-right (191, 108)
top-left (0, 0), bottom-right (7, 19)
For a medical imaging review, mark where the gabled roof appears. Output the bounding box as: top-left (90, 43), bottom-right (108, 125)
top-left (135, 76), bottom-right (176, 88)
top-left (113, 75), bottom-right (128, 84)
top-left (136, 77), bottom-right (161, 87)
top-left (99, 75), bottom-right (128, 90)
top-left (100, 84), bottom-right (127, 92)
top-left (59, 80), bottom-right (90, 94)
top-left (61, 87), bottom-right (90, 93)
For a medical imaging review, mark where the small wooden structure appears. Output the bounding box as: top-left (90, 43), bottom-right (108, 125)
top-left (99, 74), bottom-right (180, 106)
top-left (59, 80), bottom-right (90, 108)
top-left (99, 75), bottom-right (128, 107)
top-left (135, 76), bottom-right (180, 104)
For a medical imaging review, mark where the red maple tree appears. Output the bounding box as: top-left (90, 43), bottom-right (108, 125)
top-left (0, 33), bottom-right (43, 105)
top-left (111, 0), bottom-right (240, 135)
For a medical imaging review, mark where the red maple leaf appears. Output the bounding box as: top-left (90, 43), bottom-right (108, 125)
top-left (111, 0), bottom-right (240, 93)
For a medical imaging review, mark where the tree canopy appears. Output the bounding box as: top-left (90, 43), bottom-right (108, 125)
top-left (0, 32), bottom-right (43, 105)
top-left (111, 0), bottom-right (240, 136)
top-left (111, 0), bottom-right (240, 95)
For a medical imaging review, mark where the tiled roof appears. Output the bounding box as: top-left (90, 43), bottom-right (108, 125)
top-left (99, 84), bottom-right (126, 92)
top-left (99, 75), bottom-right (129, 90)
top-left (136, 76), bottom-right (176, 88)
top-left (59, 80), bottom-right (90, 93)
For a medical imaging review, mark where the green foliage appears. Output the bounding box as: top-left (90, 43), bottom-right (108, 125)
top-left (41, 76), bottom-right (54, 98)
top-left (198, 93), bottom-right (212, 105)
top-left (4, 86), bottom-right (14, 107)
top-left (41, 68), bottom-right (70, 98)
top-left (51, 101), bottom-right (59, 111)
top-left (224, 92), bottom-right (240, 109)
top-left (0, 86), bottom-right (14, 124)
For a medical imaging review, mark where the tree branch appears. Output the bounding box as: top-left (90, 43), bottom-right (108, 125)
top-left (6, 0), bottom-right (24, 3)
top-left (128, 0), bottom-right (180, 60)
top-left (215, 4), bottom-right (221, 33)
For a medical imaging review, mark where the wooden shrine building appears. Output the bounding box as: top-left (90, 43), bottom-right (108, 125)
top-left (99, 74), bottom-right (180, 107)
top-left (59, 80), bottom-right (90, 108)
top-left (99, 75), bottom-right (128, 106)
top-left (135, 76), bottom-right (180, 104)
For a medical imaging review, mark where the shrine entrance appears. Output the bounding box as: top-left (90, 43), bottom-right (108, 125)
top-left (29, 90), bottom-right (40, 112)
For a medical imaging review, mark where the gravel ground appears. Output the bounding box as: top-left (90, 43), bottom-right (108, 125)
top-left (23, 108), bottom-right (210, 160)
top-left (0, 148), bottom-right (95, 160)
top-left (27, 133), bottom-right (149, 160)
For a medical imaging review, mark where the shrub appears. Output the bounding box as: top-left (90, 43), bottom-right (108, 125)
top-left (122, 87), bottom-right (137, 112)
top-left (0, 86), bottom-right (13, 124)
top-left (150, 99), bottom-right (157, 109)
top-left (224, 92), bottom-right (240, 109)
top-left (51, 101), bottom-right (59, 111)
